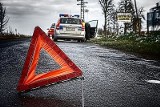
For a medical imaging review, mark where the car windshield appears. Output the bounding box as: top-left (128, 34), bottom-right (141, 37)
top-left (60, 18), bottom-right (81, 24)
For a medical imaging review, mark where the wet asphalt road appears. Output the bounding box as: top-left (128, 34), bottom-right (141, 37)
top-left (0, 39), bottom-right (160, 107)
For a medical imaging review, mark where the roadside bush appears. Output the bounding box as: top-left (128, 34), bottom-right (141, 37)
top-left (91, 33), bottom-right (160, 59)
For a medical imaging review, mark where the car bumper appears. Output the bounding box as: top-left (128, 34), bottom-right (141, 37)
top-left (55, 33), bottom-right (85, 40)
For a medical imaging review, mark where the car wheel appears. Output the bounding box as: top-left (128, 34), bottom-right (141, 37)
top-left (66, 39), bottom-right (71, 41)
top-left (52, 35), bottom-right (54, 40)
top-left (53, 36), bottom-right (58, 41)
top-left (54, 38), bottom-right (57, 42)
top-left (81, 38), bottom-right (86, 42)
top-left (77, 40), bottom-right (81, 42)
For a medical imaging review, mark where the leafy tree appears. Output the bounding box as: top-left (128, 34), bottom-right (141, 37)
top-left (99, 0), bottom-right (114, 37)
top-left (0, 2), bottom-right (9, 34)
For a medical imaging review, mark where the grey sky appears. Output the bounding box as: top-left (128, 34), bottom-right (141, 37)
top-left (1, 0), bottom-right (160, 35)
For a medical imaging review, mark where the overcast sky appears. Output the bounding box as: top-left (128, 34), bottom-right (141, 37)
top-left (1, 0), bottom-right (160, 35)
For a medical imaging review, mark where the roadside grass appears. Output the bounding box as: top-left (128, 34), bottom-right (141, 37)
top-left (91, 34), bottom-right (160, 60)
top-left (0, 33), bottom-right (31, 40)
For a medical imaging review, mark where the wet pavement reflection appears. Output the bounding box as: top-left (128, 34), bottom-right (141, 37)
top-left (0, 39), bottom-right (160, 107)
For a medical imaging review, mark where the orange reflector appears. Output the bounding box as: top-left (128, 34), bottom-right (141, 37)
top-left (17, 26), bottom-right (82, 92)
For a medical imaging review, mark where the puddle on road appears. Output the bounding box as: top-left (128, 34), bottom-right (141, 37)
top-left (145, 80), bottom-right (160, 84)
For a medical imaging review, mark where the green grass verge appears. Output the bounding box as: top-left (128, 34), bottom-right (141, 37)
top-left (91, 36), bottom-right (160, 60)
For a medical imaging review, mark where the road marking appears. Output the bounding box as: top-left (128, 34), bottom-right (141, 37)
top-left (146, 80), bottom-right (160, 84)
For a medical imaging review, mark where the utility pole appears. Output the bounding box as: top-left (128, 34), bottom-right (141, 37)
top-left (133, 0), bottom-right (141, 35)
top-left (77, 0), bottom-right (88, 20)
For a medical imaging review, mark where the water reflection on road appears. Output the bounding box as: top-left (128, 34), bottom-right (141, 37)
top-left (0, 39), bottom-right (160, 107)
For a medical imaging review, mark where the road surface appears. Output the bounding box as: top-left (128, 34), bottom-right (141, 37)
top-left (0, 39), bottom-right (160, 107)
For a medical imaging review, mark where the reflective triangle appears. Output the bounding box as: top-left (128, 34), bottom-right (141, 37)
top-left (17, 26), bottom-right (82, 92)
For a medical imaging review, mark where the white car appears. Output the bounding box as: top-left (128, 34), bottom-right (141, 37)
top-left (54, 14), bottom-right (86, 42)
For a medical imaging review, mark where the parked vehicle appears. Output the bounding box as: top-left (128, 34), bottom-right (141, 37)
top-left (47, 23), bottom-right (55, 39)
top-left (54, 14), bottom-right (98, 42)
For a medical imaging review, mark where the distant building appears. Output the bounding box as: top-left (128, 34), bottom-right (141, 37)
top-left (150, 2), bottom-right (160, 12)
top-left (147, 2), bottom-right (160, 31)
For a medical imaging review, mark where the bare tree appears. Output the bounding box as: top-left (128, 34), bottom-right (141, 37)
top-left (108, 4), bottom-right (118, 35)
top-left (118, 0), bottom-right (145, 35)
top-left (133, 7), bottom-right (145, 34)
top-left (99, 0), bottom-right (113, 37)
top-left (138, 7), bottom-right (145, 20)
top-left (0, 2), bottom-right (9, 34)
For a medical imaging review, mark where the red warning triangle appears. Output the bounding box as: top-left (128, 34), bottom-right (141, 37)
top-left (17, 26), bottom-right (82, 92)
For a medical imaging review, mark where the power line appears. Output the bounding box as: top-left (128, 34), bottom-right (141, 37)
top-left (77, 0), bottom-right (88, 20)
